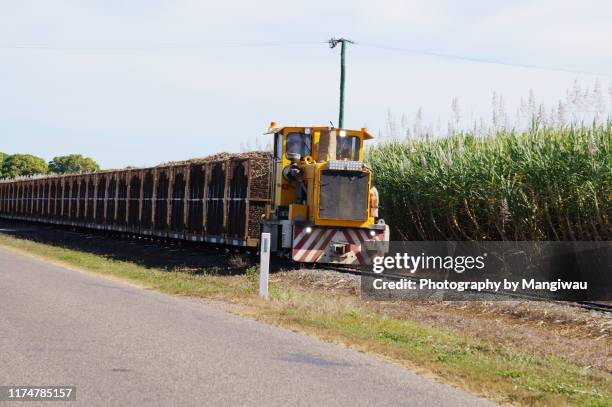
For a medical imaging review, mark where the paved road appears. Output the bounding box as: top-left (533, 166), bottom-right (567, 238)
top-left (0, 246), bottom-right (495, 406)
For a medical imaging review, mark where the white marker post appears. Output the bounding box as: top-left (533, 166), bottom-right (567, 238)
top-left (259, 232), bottom-right (271, 299)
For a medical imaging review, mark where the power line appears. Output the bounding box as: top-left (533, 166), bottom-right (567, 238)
top-left (357, 42), bottom-right (611, 78)
top-left (0, 41), bottom-right (326, 51)
top-left (1, 38), bottom-right (608, 77)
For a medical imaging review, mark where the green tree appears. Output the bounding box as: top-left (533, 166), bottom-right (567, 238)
top-left (1, 154), bottom-right (48, 178)
top-left (0, 152), bottom-right (7, 177)
top-left (48, 154), bottom-right (100, 174)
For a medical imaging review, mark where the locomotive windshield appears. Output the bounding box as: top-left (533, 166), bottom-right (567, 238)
top-left (336, 135), bottom-right (360, 160)
top-left (286, 132), bottom-right (312, 159)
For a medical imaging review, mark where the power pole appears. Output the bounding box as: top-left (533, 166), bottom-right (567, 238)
top-left (329, 38), bottom-right (354, 129)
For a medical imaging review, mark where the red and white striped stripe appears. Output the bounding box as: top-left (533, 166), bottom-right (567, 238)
top-left (292, 226), bottom-right (388, 265)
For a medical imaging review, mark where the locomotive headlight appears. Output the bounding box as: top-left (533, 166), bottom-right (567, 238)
top-left (369, 230), bottom-right (376, 237)
top-left (305, 226), bottom-right (313, 234)
top-left (339, 130), bottom-right (347, 137)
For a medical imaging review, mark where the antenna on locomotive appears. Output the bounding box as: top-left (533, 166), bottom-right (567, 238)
top-left (329, 37), bottom-right (354, 129)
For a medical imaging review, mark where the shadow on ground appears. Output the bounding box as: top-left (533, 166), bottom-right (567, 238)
top-left (0, 219), bottom-right (299, 275)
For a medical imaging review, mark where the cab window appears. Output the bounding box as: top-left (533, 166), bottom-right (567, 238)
top-left (286, 132), bottom-right (311, 159)
top-left (336, 136), bottom-right (360, 160)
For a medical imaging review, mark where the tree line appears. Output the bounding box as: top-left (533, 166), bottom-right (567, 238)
top-left (0, 153), bottom-right (100, 179)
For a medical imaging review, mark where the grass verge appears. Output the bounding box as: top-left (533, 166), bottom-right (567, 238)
top-left (0, 234), bottom-right (610, 407)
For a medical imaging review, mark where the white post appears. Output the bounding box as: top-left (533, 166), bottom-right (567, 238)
top-left (259, 232), bottom-right (271, 299)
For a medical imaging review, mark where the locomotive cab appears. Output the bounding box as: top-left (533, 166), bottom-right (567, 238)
top-left (263, 123), bottom-right (389, 266)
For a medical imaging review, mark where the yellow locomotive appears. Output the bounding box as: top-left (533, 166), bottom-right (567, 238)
top-left (263, 123), bottom-right (389, 265)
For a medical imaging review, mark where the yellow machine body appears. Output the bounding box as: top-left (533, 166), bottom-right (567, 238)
top-left (262, 123), bottom-right (389, 266)
top-left (270, 125), bottom-right (375, 229)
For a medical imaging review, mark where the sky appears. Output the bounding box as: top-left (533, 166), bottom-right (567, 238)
top-left (1, 0), bottom-right (611, 168)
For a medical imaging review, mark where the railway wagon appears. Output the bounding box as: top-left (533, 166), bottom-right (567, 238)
top-left (0, 124), bottom-right (390, 265)
top-left (0, 152), bottom-right (271, 247)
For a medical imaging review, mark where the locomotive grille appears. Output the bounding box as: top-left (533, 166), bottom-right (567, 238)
top-left (319, 170), bottom-right (369, 220)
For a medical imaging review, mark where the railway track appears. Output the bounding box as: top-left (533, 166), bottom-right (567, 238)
top-left (322, 265), bottom-right (612, 313)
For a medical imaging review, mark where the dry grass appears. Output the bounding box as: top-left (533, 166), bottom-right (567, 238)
top-left (277, 270), bottom-right (612, 372)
